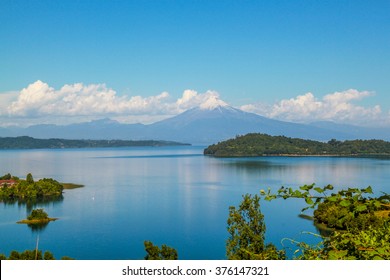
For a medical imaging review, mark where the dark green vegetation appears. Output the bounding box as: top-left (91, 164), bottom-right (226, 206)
top-left (204, 133), bottom-right (390, 157)
top-left (0, 249), bottom-right (73, 260)
top-left (17, 208), bottom-right (58, 225)
top-left (226, 194), bottom-right (285, 260)
top-left (0, 173), bottom-right (63, 201)
top-left (0, 173), bottom-right (19, 180)
top-left (28, 208), bottom-right (49, 220)
top-left (260, 185), bottom-right (390, 259)
top-left (0, 136), bottom-right (190, 149)
top-left (143, 241), bottom-right (178, 260)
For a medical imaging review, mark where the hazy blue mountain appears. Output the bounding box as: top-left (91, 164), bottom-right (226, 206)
top-left (0, 105), bottom-right (389, 144)
top-left (1, 119), bottom-right (146, 140)
top-left (309, 121), bottom-right (390, 140)
top-left (148, 105), bottom-right (351, 144)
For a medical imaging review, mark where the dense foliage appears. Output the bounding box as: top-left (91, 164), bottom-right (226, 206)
top-left (0, 136), bottom-right (189, 149)
top-left (27, 209), bottom-right (49, 221)
top-left (0, 173), bottom-right (63, 200)
top-left (144, 241), bottom-right (178, 260)
top-left (204, 133), bottom-right (390, 157)
top-left (226, 194), bottom-right (285, 260)
top-left (260, 185), bottom-right (390, 259)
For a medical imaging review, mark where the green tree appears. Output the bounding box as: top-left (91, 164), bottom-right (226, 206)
top-left (20, 249), bottom-right (41, 260)
top-left (0, 173), bottom-right (12, 180)
top-left (144, 241), bottom-right (178, 260)
top-left (8, 250), bottom-right (21, 260)
top-left (226, 194), bottom-right (285, 260)
top-left (160, 245), bottom-right (178, 260)
top-left (26, 173), bottom-right (34, 184)
top-left (43, 251), bottom-right (55, 260)
top-left (8, 249), bottom-right (42, 260)
top-left (28, 209), bottom-right (49, 220)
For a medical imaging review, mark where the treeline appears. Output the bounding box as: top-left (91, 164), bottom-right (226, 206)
top-left (0, 173), bottom-right (63, 201)
top-left (0, 136), bottom-right (190, 149)
top-left (204, 133), bottom-right (390, 157)
top-left (0, 249), bottom-right (73, 260)
top-left (0, 241), bottom-right (172, 260)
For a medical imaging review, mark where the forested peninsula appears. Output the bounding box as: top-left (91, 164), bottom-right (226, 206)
top-left (0, 173), bottom-right (63, 201)
top-left (204, 133), bottom-right (390, 157)
top-left (0, 136), bottom-right (190, 149)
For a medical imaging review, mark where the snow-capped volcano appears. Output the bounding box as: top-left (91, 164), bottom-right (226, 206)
top-left (148, 103), bottom-right (349, 143)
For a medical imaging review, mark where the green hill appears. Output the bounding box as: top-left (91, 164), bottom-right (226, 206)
top-left (204, 133), bottom-right (390, 157)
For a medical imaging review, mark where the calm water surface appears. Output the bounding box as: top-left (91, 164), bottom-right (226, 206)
top-left (1, 146), bottom-right (389, 259)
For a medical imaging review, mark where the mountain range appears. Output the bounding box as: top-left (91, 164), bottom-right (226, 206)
top-left (1, 104), bottom-right (389, 145)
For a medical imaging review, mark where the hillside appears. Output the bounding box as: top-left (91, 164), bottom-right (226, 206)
top-left (203, 133), bottom-right (390, 157)
top-left (0, 136), bottom-right (190, 149)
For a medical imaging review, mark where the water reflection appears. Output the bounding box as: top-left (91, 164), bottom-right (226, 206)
top-left (96, 154), bottom-right (202, 159)
top-left (217, 159), bottom-right (280, 171)
top-left (0, 196), bottom-right (64, 214)
top-left (26, 221), bottom-right (50, 233)
top-left (214, 156), bottom-right (390, 192)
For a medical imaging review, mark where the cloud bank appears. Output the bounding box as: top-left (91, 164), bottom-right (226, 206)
top-left (1, 80), bottom-right (388, 127)
top-left (1, 80), bottom-right (224, 125)
top-left (241, 90), bottom-right (387, 127)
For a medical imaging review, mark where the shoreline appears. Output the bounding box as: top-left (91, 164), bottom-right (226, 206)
top-left (17, 218), bottom-right (58, 225)
top-left (205, 153), bottom-right (390, 158)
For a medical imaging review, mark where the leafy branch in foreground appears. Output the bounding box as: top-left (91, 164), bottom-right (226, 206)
top-left (260, 184), bottom-right (390, 259)
top-left (261, 184), bottom-right (390, 230)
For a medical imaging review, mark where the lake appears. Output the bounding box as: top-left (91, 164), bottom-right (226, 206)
top-left (1, 146), bottom-right (389, 259)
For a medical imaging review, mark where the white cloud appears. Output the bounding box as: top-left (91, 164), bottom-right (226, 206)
top-left (174, 90), bottom-right (225, 111)
top-left (241, 89), bottom-right (386, 126)
top-left (2, 80), bottom-right (226, 125)
top-left (0, 91), bottom-right (19, 115)
top-left (7, 80), bottom-right (169, 116)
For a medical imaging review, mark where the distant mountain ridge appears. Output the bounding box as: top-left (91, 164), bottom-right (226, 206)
top-left (1, 104), bottom-right (389, 144)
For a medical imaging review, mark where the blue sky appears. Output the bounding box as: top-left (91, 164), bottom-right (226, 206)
top-left (1, 0), bottom-right (389, 126)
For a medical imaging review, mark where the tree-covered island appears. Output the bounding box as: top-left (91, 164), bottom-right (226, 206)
top-left (204, 133), bottom-right (390, 157)
top-left (0, 173), bottom-right (64, 201)
top-left (17, 208), bottom-right (57, 225)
